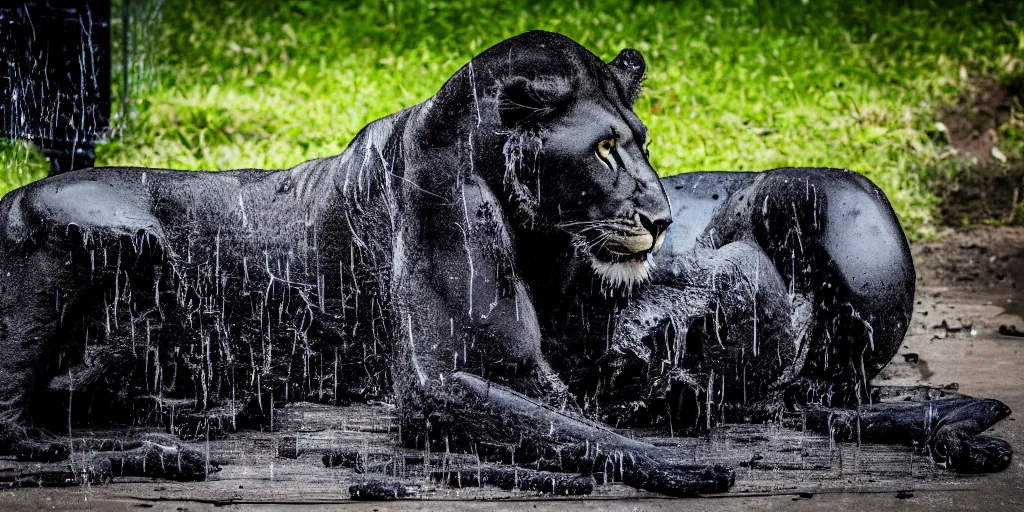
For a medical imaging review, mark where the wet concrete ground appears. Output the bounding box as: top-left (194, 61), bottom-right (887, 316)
top-left (1, 227), bottom-right (1022, 510)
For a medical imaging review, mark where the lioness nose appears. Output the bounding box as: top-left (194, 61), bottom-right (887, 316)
top-left (637, 209), bottom-right (672, 238)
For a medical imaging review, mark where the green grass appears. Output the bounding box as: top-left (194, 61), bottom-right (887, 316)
top-left (3, 0), bottom-right (1023, 239)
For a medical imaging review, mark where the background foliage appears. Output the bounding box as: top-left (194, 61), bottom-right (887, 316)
top-left (3, 0), bottom-right (1023, 239)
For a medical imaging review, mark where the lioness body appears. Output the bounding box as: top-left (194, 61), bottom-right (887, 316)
top-left (0, 32), bottom-right (735, 493)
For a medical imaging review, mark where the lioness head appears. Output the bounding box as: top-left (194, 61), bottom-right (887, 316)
top-left (441, 31), bottom-right (672, 290)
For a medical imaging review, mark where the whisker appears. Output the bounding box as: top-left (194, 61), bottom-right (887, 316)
top-left (586, 233), bottom-right (617, 254)
top-left (569, 231), bottom-right (613, 256)
top-left (595, 235), bottom-right (615, 254)
top-left (557, 220), bottom-right (615, 227)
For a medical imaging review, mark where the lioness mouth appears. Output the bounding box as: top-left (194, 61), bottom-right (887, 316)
top-left (562, 215), bottom-right (668, 290)
top-left (595, 230), bottom-right (666, 261)
top-left (600, 246), bottom-right (651, 262)
top-left (611, 233), bottom-right (655, 255)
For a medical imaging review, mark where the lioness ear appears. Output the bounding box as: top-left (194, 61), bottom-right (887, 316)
top-left (496, 75), bottom-right (575, 128)
top-left (609, 49), bottom-right (646, 106)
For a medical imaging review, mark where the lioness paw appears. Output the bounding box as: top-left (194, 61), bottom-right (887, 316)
top-left (933, 430), bottom-right (1013, 473)
top-left (624, 461), bottom-right (735, 496)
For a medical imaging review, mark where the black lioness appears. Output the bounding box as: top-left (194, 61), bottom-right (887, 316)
top-left (0, 32), bottom-right (732, 494)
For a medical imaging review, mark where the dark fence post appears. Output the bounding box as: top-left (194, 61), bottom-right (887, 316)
top-left (1, 1), bottom-right (112, 175)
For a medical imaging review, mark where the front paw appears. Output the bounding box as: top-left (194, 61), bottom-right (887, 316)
top-left (933, 429), bottom-right (1013, 473)
top-left (622, 457), bottom-right (734, 496)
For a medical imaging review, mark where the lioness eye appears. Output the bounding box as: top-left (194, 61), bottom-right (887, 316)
top-left (596, 138), bottom-right (616, 167)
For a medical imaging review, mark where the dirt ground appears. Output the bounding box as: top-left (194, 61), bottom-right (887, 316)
top-left (0, 226), bottom-right (1022, 511)
top-left (935, 77), bottom-right (1024, 226)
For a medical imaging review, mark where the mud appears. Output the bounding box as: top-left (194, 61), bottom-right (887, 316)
top-left (935, 78), bottom-right (1024, 225)
top-left (938, 162), bottom-right (1024, 226)
top-left (912, 226), bottom-right (1024, 319)
top-left (936, 77), bottom-right (1019, 163)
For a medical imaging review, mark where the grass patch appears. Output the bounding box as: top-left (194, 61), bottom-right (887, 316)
top-left (3, 0), bottom-right (1023, 239)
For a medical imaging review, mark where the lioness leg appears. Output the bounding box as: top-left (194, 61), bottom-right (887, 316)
top-left (447, 372), bottom-right (734, 496)
top-left (801, 397), bottom-right (1013, 473)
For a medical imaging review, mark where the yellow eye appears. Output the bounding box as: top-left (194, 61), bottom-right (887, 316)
top-left (597, 138), bottom-right (616, 164)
